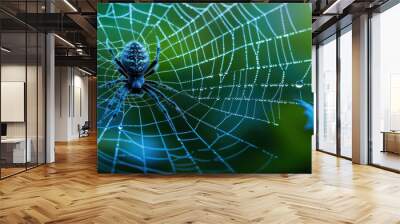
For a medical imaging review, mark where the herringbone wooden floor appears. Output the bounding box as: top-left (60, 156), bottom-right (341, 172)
top-left (1, 135), bottom-right (400, 224)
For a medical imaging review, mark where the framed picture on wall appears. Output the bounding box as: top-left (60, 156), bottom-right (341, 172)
top-left (97, 3), bottom-right (313, 174)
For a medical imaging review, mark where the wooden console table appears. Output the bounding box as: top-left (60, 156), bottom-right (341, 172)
top-left (382, 131), bottom-right (400, 154)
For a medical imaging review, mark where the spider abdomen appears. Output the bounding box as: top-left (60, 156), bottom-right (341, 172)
top-left (120, 41), bottom-right (150, 74)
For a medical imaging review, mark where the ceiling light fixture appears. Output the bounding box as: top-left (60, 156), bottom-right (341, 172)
top-left (322, 0), bottom-right (355, 15)
top-left (76, 48), bottom-right (85, 55)
top-left (63, 0), bottom-right (78, 12)
top-left (54, 34), bottom-right (75, 48)
top-left (1, 47), bottom-right (11, 53)
top-left (78, 67), bottom-right (93, 76)
top-left (322, 0), bottom-right (342, 14)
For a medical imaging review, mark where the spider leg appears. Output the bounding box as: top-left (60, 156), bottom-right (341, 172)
top-left (106, 39), bottom-right (130, 78)
top-left (144, 69), bottom-right (156, 78)
top-left (144, 40), bottom-right (160, 77)
top-left (116, 67), bottom-right (129, 78)
top-left (115, 58), bottom-right (131, 78)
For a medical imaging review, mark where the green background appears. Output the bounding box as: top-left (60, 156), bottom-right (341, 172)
top-left (97, 3), bottom-right (312, 174)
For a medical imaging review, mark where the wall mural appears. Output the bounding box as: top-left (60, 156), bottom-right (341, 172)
top-left (97, 3), bottom-right (313, 174)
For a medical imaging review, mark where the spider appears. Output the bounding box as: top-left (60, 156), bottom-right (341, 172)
top-left (106, 40), bottom-right (160, 95)
top-left (101, 40), bottom-right (187, 134)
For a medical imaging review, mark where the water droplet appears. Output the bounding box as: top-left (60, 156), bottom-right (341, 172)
top-left (295, 80), bottom-right (304, 88)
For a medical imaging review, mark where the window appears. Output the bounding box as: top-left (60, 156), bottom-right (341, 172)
top-left (370, 3), bottom-right (400, 171)
top-left (0, 0), bottom-right (47, 179)
top-left (339, 27), bottom-right (352, 158)
top-left (317, 35), bottom-right (337, 154)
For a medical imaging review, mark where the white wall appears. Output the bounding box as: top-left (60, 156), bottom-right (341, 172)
top-left (71, 73), bottom-right (89, 138)
top-left (55, 67), bottom-right (69, 141)
top-left (54, 67), bottom-right (89, 141)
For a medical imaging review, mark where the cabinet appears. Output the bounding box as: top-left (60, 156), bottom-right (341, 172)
top-left (382, 132), bottom-right (400, 154)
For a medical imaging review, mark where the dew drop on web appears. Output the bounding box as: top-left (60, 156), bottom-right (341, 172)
top-left (295, 80), bottom-right (304, 88)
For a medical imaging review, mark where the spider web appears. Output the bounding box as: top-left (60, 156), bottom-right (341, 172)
top-left (97, 3), bottom-right (312, 174)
